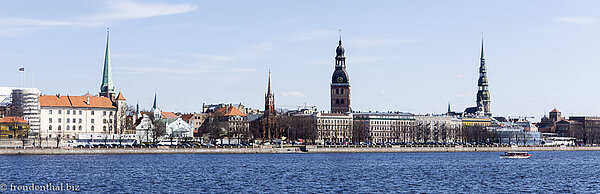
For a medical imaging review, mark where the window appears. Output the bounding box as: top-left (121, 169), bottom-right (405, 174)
top-left (103, 126), bottom-right (107, 131)
top-left (58, 118), bottom-right (62, 123)
top-left (66, 126), bottom-right (70, 130)
top-left (79, 110), bottom-right (82, 115)
top-left (91, 126), bottom-right (94, 131)
top-left (49, 110), bottom-right (52, 115)
top-left (79, 126), bottom-right (82, 131)
top-left (67, 110), bottom-right (70, 115)
top-left (341, 99), bottom-right (345, 104)
top-left (49, 126), bottom-right (52, 131)
top-left (58, 110), bottom-right (62, 114)
top-left (78, 119), bottom-right (82, 123)
top-left (66, 118), bottom-right (70, 123)
top-left (91, 111), bottom-right (94, 115)
top-left (49, 118), bottom-right (52, 123)
top-left (103, 119), bottom-right (107, 124)
top-left (91, 119), bottom-right (94, 123)
top-left (109, 111), bottom-right (113, 116)
top-left (73, 125), bottom-right (76, 131)
top-left (336, 99), bottom-right (339, 104)
top-left (341, 89), bottom-right (344, 94)
top-left (58, 125), bottom-right (62, 130)
top-left (109, 119), bottom-right (113, 124)
top-left (103, 111), bottom-right (106, 116)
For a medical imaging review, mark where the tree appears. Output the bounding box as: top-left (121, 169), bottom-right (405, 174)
top-left (148, 114), bottom-right (167, 144)
top-left (352, 120), bottom-right (369, 144)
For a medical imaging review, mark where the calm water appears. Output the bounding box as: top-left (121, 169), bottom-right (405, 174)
top-left (1, 151), bottom-right (599, 193)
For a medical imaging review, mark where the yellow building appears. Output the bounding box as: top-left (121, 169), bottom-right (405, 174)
top-left (0, 117), bottom-right (29, 138)
top-left (461, 117), bottom-right (493, 127)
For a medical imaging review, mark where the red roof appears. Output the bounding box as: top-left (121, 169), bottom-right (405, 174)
top-left (116, 92), bottom-right (126, 100)
top-left (0, 117), bottom-right (28, 124)
top-left (161, 112), bottom-right (178, 119)
top-left (551, 109), bottom-right (560, 113)
top-left (180, 114), bottom-right (194, 122)
top-left (40, 95), bottom-right (116, 109)
top-left (213, 107), bottom-right (247, 117)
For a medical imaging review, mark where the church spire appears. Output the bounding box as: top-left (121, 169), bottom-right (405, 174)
top-left (152, 92), bottom-right (157, 109)
top-left (267, 70), bottom-right (273, 96)
top-left (100, 28), bottom-right (114, 98)
top-left (476, 36), bottom-right (491, 116)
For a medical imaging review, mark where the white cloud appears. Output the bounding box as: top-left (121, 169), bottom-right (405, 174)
top-left (557, 16), bottom-right (596, 24)
top-left (87, 0), bottom-right (197, 21)
top-left (0, 0), bottom-right (197, 37)
top-left (282, 91), bottom-right (307, 98)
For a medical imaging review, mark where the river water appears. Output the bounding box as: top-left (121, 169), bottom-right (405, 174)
top-left (1, 151), bottom-right (599, 193)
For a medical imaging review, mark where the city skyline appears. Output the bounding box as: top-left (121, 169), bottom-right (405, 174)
top-left (2, 1), bottom-right (600, 119)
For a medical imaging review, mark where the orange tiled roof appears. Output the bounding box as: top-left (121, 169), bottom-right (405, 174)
top-left (39, 95), bottom-right (116, 109)
top-left (116, 92), bottom-right (126, 100)
top-left (161, 112), bottom-right (179, 119)
top-left (180, 114), bottom-right (194, 121)
top-left (213, 107), bottom-right (247, 117)
top-left (0, 117), bottom-right (28, 124)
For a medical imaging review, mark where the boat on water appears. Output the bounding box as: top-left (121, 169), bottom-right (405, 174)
top-left (499, 152), bottom-right (531, 159)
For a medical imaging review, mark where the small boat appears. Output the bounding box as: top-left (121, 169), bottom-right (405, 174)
top-left (500, 152), bottom-right (531, 159)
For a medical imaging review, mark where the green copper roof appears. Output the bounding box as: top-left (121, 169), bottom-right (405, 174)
top-left (100, 28), bottom-right (114, 94)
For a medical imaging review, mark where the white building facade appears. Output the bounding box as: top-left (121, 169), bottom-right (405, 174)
top-left (39, 94), bottom-right (126, 139)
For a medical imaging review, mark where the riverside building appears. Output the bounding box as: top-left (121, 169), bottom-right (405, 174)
top-left (353, 112), bottom-right (415, 144)
top-left (39, 29), bottom-right (127, 139)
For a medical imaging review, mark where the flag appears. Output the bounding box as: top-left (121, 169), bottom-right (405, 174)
top-left (18, 67), bottom-right (24, 72)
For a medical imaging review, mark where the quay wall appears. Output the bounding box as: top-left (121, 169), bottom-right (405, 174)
top-left (1, 146), bottom-right (600, 155)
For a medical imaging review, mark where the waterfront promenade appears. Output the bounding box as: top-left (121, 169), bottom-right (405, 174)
top-left (1, 145), bottom-right (600, 155)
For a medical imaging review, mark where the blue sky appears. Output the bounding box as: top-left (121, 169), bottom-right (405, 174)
top-left (1, 0), bottom-right (600, 120)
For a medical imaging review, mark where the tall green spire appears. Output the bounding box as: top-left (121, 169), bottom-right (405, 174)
top-left (100, 28), bottom-right (114, 97)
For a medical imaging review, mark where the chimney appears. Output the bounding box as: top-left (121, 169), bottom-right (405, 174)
top-left (56, 93), bottom-right (60, 98)
top-left (86, 96), bottom-right (90, 105)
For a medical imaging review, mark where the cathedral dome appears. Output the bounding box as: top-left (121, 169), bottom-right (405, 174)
top-left (332, 69), bottom-right (349, 83)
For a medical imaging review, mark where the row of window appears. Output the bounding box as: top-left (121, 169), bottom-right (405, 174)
top-left (48, 110), bottom-right (113, 116)
top-left (47, 125), bottom-right (111, 131)
top-left (334, 99), bottom-right (346, 104)
top-left (334, 88), bottom-right (345, 95)
top-left (48, 118), bottom-right (112, 124)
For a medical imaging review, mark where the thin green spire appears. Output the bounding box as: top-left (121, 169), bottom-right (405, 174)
top-left (100, 28), bottom-right (114, 95)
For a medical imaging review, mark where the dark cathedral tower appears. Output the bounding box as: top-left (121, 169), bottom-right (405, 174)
top-left (331, 36), bottom-right (351, 113)
top-left (263, 71), bottom-right (278, 139)
top-left (476, 38), bottom-right (491, 116)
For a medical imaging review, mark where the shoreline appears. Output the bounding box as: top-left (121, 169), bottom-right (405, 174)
top-left (1, 145), bottom-right (599, 155)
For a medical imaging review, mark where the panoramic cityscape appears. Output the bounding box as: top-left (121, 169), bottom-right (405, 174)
top-left (2, 1), bottom-right (600, 193)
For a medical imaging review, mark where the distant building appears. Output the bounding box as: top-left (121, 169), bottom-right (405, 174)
top-left (0, 117), bottom-right (29, 138)
top-left (539, 109), bottom-right (565, 133)
top-left (181, 113), bottom-right (208, 137)
top-left (314, 112), bottom-right (353, 144)
top-left (39, 93), bottom-right (126, 139)
top-left (2, 87), bottom-right (41, 135)
top-left (354, 112), bottom-right (415, 144)
top-left (202, 106), bottom-right (250, 143)
top-left (415, 115), bottom-right (463, 143)
top-left (330, 36), bottom-right (351, 113)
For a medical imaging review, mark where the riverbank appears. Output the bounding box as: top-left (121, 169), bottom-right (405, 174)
top-left (1, 145), bottom-right (600, 155)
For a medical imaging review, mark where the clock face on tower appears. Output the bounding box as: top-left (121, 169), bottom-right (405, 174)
top-left (337, 77), bottom-right (343, 83)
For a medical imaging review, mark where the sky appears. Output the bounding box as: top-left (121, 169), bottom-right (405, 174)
top-left (1, 0), bottom-right (600, 120)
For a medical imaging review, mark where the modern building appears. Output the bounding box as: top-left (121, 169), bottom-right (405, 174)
top-left (4, 87), bottom-right (41, 135)
top-left (330, 36), bottom-right (351, 113)
top-left (354, 112), bottom-right (415, 144)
